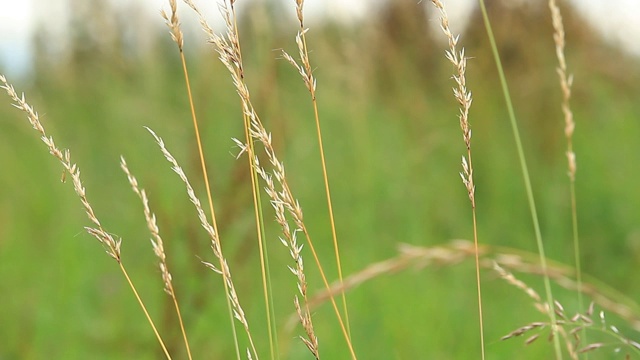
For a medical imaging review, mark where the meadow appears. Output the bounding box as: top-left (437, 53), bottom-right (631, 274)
top-left (1, 0), bottom-right (640, 358)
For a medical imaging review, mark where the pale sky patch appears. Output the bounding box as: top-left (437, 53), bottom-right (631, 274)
top-left (1, 0), bottom-right (639, 77)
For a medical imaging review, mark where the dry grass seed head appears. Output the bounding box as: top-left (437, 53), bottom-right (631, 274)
top-left (251, 152), bottom-right (318, 355)
top-left (146, 127), bottom-right (258, 358)
top-left (576, 342), bottom-right (604, 354)
top-left (295, 0), bottom-right (304, 26)
top-left (121, 156), bottom-right (173, 294)
top-left (1, 75), bottom-right (122, 261)
top-left (501, 322), bottom-right (546, 341)
top-left (493, 262), bottom-right (542, 305)
top-left (161, 0), bottom-right (184, 51)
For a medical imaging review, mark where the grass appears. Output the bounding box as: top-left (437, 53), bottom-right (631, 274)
top-left (2, 0), bottom-right (640, 358)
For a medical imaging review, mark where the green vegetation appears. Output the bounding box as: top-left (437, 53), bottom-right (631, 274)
top-left (1, 0), bottom-right (640, 358)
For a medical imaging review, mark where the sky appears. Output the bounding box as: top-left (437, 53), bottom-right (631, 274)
top-left (1, 0), bottom-right (640, 78)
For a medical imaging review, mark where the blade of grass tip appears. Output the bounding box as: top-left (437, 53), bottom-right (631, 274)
top-left (476, 1), bottom-right (562, 358)
top-left (430, 1), bottom-right (485, 357)
top-left (0, 75), bottom-right (172, 359)
top-left (291, 0), bottom-right (352, 339)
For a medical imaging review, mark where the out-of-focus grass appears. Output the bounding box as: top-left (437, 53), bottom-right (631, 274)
top-left (1, 1), bottom-right (640, 358)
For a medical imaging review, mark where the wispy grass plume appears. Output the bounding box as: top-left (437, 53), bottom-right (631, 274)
top-left (281, 0), bottom-right (351, 340)
top-left (548, 0), bottom-right (582, 311)
top-left (182, 0), bottom-right (356, 357)
top-left (162, 1), bottom-right (248, 357)
top-left (430, 0), bottom-right (484, 357)
top-left (1, 74), bottom-right (172, 359)
top-left (177, 1), bottom-right (279, 356)
top-left (250, 151), bottom-right (319, 358)
top-left (147, 127), bottom-right (258, 360)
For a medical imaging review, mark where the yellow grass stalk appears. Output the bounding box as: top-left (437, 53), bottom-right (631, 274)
top-left (161, 1), bottom-right (243, 357)
top-left (281, 0), bottom-right (352, 340)
top-left (180, 0), bottom-right (356, 356)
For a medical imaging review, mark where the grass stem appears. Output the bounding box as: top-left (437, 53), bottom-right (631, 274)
top-left (119, 263), bottom-right (173, 359)
top-left (476, 1), bottom-right (562, 358)
top-left (290, 1), bottom-right (352, 339)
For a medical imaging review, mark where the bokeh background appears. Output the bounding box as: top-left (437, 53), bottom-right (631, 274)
top-left (1, 0), bottom-right (640, 358)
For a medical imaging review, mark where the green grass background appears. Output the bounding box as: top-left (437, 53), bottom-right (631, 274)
top-left (1, 1), bottom-right (640, 358)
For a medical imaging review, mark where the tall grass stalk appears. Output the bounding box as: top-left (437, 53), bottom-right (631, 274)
top-left (430, 1), bottom-right (484, 357)
top-left (180, 2), bottom-right (280, 358)
top-left (147, 127), bottom-right (259, 359)
top-left (282, 0), bottom-right (351, 339)
top-left (213, 2), bottom-right (281, 356)
top-left (476, 1), bottom-right (562, 358)
top-left (0, 75), bottom-right (172, 359)
top-left (183, 0), bottom-right (357, 357)
top-left (228, 7), bottom-right (280, 359)
top-left (548, 0), bottom-right (582, 315)
top-left (162, 1), bottom-right (242, 357)
top-left (547, 0), bottom-right (584, 354)
top-left (431, 0), bottom-right (485, 357)
top-left (248, 150), bottom-right (320, 358)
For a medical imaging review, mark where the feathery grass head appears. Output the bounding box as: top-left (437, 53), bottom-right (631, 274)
top-left (161, 0), bottom-right (184, 51)
top-left (1, 74), bottom-right (123, 262)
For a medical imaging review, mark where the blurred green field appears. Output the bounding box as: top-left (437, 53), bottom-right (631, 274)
top-left (2, 1), bottom-right (640, 359)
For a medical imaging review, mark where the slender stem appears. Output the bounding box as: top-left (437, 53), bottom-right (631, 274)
top-left (230, 8), bottom-right (279, 359)
top-left (168, 285), bottom-right (192, 360)
top-left (469, 153), bottom-right (485, 360)
top-left (570, 181), bottom-right (582, 305)
top-left (281, 181), bottom-right (357, 359)
top-left (429, 2), bottom-right (485, 355)
top-left (546, 0), bottom-right (584, 350)
top-left (119, 263), bottom-right (172, 360)
top-left (244, 89), bottom-right (279, 360)
top-left (195, 0), bottom-right (355, 354)
top-left (477, 1), bottom-right (562, 358)
top-left (179, 50), bottom-right (242, 360)
top-left (299, 25), bottom-right (351, 340)
top-left (162, 1), bottom-right (243, 355)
